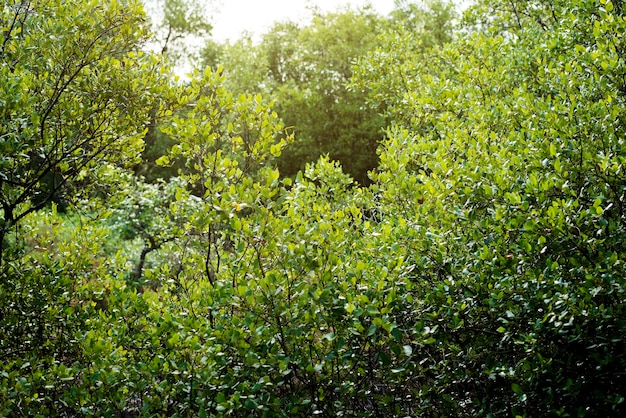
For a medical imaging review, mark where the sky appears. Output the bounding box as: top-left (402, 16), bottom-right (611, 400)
top-left (211, 0), bottom-right (397, 42)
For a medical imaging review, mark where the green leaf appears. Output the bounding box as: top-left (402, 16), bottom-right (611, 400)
top-left (155, 155), bottom-right (170, 166)
top-left (231, 216), bottom-right (242, 231)
top-left (367, 324), bottom-right (378, 337)
top-left (606, 1), bottom-right (614, 12)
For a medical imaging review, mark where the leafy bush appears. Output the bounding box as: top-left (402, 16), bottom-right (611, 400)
top-left (2, 0), bottom-right (626, 416)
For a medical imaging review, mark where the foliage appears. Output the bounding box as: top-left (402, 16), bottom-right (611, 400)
top-left (0, 203), bottom-right (132, 416)
top-left (2, 0), bottom-right (626, 416)
top-left (351, 1), bottom-right (457, 126)
top-left (390, 0), bottom-right (456, 46)
top-left (0, 0), bottom-right (170, 266)
top-left (142, 0), bottom-right (213, 64)
top-left (201, 7), bottom-right (389, 184)
top-left (354, 0), bottom-right (626, 414)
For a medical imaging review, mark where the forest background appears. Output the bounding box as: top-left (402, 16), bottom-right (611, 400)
top-left (1, 0), bottom-right (626, 416)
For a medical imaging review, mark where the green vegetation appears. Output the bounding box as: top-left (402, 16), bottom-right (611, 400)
top-left (2, 0), bottom-right (626, 416)
top-left (201, 2), bottom-right (455, 184)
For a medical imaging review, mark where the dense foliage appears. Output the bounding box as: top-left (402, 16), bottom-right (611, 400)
top-left (200, 2), bottom-right (455, 184)
top-left (1, 0), bottom-right (626, 416)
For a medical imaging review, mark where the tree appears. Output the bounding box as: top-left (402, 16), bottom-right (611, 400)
top-left (351, 0), bottom-right (457, 127)
top-left (4, 0), bottom-right (626, 415)
top-left (156, 67), bottom-right (292, 288)
top-left (391, 0), bottom-right (456, 46)
top-left (204, 3), bottom-right (457, 185)
top-left (0, 0), bottom-right (169, 266)
top-left (131, 0), bottom-right (215, 183)
top-left (202, 7), bottom-right (390, 184)
top-left (142, 0), bottom-right (213, 63)
top-left (354, 0), bottom-right (626, 414)
top-left (268, 8), bottom-right (387, 185)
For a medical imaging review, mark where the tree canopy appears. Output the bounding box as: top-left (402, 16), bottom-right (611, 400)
top-left (201, 2), bottom-right (456, 184)
top-left (1, 0), bottom-right (626, 416)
